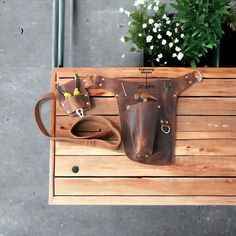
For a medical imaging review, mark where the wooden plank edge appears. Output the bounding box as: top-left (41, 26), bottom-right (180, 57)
top-left (49, 196), bottom-right (236, 205)
top-left (52, 67), bottom-right (236, 79)
top-left (49, 70), bottom-right (57, 203)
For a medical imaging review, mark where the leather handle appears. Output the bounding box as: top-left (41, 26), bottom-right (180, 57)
top-left (34, 93), bottom-right (121, 150)
top-left (34, 91), bottom-right (57, 137)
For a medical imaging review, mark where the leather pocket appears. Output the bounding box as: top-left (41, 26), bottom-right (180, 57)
top-left (126, 101), bottom-right (159, 157)
top-left (61, 93), bottom-right (91, 115)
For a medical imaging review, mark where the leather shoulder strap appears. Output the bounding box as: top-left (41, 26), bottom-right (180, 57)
top-left (34, 93), bottom-right (121, 150)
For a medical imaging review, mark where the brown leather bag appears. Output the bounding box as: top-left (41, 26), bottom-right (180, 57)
top-left (92, 71), bottom-right (202, 164)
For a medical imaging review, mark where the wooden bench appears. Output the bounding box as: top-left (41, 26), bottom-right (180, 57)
top-left (49, 67), bottom-right (236, 205)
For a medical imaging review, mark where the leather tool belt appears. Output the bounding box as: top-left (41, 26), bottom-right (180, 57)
top-left (34, 71), bottom-right (202, 165)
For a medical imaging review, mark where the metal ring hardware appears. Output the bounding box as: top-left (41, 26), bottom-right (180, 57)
top-left (76, 108), bottom-right (84, 118)
top-left (193, 70), bottom-right (203, 82)
top-left (161, 124), bottom-right (171, 134)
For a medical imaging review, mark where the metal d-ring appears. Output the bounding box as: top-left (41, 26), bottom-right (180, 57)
top-left (193, 70), bottom-right (203, 82)
top-left (161, 124), bottom-right (171, 134)
top-left (76, 108), bottom-right (84, 117)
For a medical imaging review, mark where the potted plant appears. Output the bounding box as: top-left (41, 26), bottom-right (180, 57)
top-left (119, 0), bottom-right (231, 67)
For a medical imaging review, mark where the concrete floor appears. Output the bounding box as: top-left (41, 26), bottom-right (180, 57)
top-left (0, 0), bottom-right (235, 235)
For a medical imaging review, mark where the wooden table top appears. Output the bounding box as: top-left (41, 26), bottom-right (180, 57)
top-left (48, 67), bottom-right (236, 205)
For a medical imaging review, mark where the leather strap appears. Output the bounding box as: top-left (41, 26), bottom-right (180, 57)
top-left (34, 92), bottom-right (121, 150)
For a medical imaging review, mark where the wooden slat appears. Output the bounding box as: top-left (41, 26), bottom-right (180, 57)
top-left (55, 178), bottom-right (236, 196)
top-left (49, 68), bottom-right (236, 205)
top-left (53, 67), bottom-right (236, 79)
top-left (55, 115), bottom-right (236, 139)
top-left (56, 97), bottom-right (236, 115)
top-left (57, 78), bottom-right (236, 97)
top-left (55, 140), bottom-right (236, 156)
top-left (55, 155), bottom-right (236, 177)
top-left (50, 196), bottom-right (236, 205)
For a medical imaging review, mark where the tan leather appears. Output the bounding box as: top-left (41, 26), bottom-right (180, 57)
top-left (92, 72), bottom-right (202, 164)
top-left (34, 71), bottom-right (202, 164)
top-left (34, 78), bottom-right (121, 150)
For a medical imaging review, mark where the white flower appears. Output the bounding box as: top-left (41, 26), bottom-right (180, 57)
top-left (158, 53), bottom-right (163, 58)
top-left (154, 0), bottom-right (160, 5)
top-left (138, 33), bottom-right (142, 37)
top-left (142, 23), bottom-right (147, 28)
top-left (147, 4), bottom-right (152, 10)
top-left (156, 58), bottom-right (160, 62)
top-left (166, 31), bottom-right (172, 37)
top-left (164, 61), bottom-right (167, 65)
top-left (162, 14), bottom-right (167, 19)
top-left (162, 39), bottom-right (167, 45)
top-left (119, 8), bottom-right (125, 13)
top-left (154, 6), bottom-right (159, 11)
top-left (158, 28), bottom-right (161, 32)
top-left (157, 34), bottom-right (162, 39)
top-left (174, 28), bottom-right (178, 33)
top-left (176, 23), bottom-right (180, 27)
top-left (121, 54), bottom-right (126, 58)
top-left (134, 0), bottom-right (145, 6)
top-left (150, 45), bottom-right (154, 50)
top-left (120, 36), bottom-right (125, 43)
top-left (154, 23), bottom-right (159, 28)
top-left (169, 42), bottom-right (174, 48)
top-left (146, 35), bottom-right (153, 43)
top-left (125, 11), bottom-right (130, 16)
top-left (172, 53), bottom-right (177, 58)
top-left (180, 33), bottom-right (184, 38)
top-left (175, 46), bottom-right (181, 52)
top-left (149, 19), bottom-right (154, 24)
top-left (166, 20), bottom-right (171, 24)
top-left (153, 28), bottom-right (157, 33)
top-left (128, 21), bottom-right (131, 26)
top-left (177, 52), bottom-right (184, 60)
top-left (174, 38), bottom-right (179, 43)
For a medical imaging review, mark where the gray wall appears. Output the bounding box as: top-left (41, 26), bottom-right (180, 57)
top-left (0, 0), bottom-right (235, 235)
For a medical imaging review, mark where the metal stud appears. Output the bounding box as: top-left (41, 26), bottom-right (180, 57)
top-left (115, 94), bottom-right (119, 97)
top-left (145, 155), bottom-right (149, 158)
top-left (86, 102), bottom-right (89, 105)
top-left (99, 83), bottom-right (102, 87)
top-left (102, 78), bottom-right (105, 81)
top-left (126, 105), bottom-right (130, 109)
top-left (173, 94), bottom-right (177, 97)
top-left (189, 80), bottom-right (192, 84)
top-left (61, 103), bottom-right (64, 107)
top-left (158, 105), bottom-right (161, 109)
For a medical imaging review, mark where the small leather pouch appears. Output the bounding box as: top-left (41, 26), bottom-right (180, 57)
top-left (57, 80), bottom-right (91, 116)
top-left (126, 101), bottom-right (160, 157)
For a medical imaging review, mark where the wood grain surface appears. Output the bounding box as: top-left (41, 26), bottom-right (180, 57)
top-left (48, 67), bottom-right (236, 205)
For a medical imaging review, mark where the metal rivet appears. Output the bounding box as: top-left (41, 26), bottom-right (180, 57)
top-left (158, 105), bottom-right (161, 109)
top-left (185, 76), bottom-right (188, 79)
top-left (67, 111), bottom-right (70, 114)
top-left (85, 83), bottom-right (87, 86)
top-left (86, 102), bottom-right (89, 105)
top-left (173, 94), bottom-right (177, 97)
top-left (127, 105), bottom-right (130, 109)
top-left (189, 81), bottom-right (192, 84)
top-left (72, 166), bottom-right (79, 173)
top-left (61, 103), bottom-right (64, 107)
top-left (83, 79), bottom-right (86, 82)
top-left (102, 78), bottom-right (105, 81)
top-left (166, 121), bottom-right (169, 124)
top-left (160, 120), bottom-right (164, 123)
top-left (84, 94), bottom-right (88, 97)
top-left (99, 83), bottom-right (102, 87)
top-left (145, 155), bottom-right (149, 158)
top-left (115, 94), bottom-right (119, 97)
